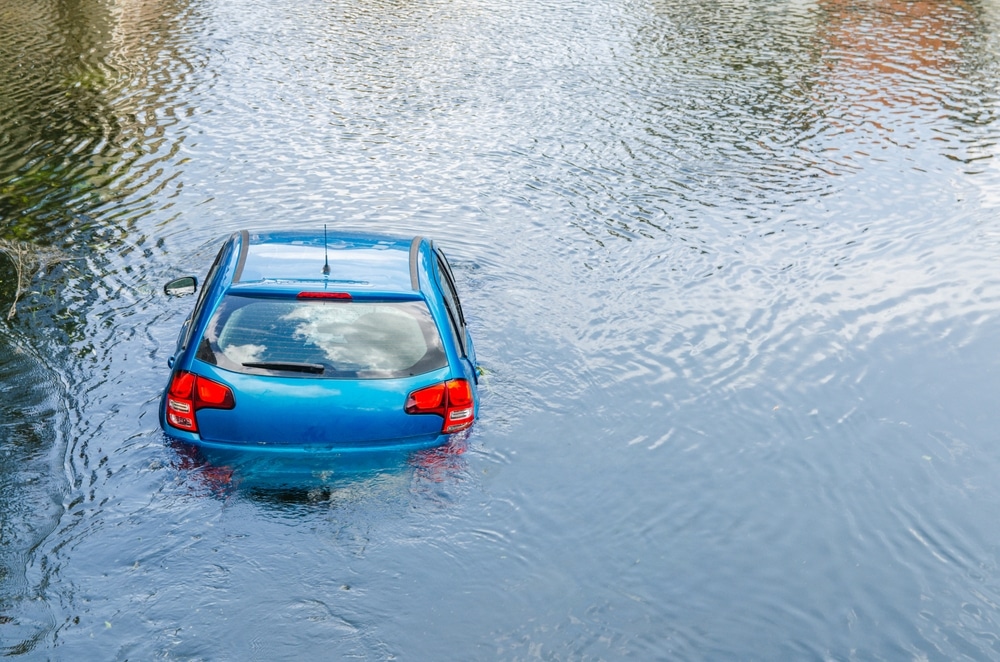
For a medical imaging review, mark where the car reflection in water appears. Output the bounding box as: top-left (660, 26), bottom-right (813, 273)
top-left (168, 432), bottom-right (471, 499)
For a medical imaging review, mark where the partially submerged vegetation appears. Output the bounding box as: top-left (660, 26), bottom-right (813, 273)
top-left (0, 240), bottom-right (69, 320)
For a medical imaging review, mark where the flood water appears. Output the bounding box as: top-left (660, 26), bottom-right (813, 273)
top-left (3, 0), bottom-right (1000, 658)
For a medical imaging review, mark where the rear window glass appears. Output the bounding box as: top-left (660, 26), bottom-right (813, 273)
top-left (196, 296), bottom-right (447, 379)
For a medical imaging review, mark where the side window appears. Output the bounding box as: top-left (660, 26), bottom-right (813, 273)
top-left (434, 251), bottom-right (467, 357)
top-left (181, 241), bottom-right (228, 350)
top-left (435, 250), bottom-right (466, 325)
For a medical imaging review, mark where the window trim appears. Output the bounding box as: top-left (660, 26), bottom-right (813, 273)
top-left (433, 249), bottom-right (467, 357)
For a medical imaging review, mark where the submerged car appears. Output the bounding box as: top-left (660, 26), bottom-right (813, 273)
top-left (159, 229), bottom-right (478, 453)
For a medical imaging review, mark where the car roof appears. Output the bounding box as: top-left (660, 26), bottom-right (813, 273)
top-left (230, 230), bottom-right (419, 294)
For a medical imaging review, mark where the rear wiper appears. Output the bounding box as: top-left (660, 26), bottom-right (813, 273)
top-left (242, 361), bottom-right (325, 374)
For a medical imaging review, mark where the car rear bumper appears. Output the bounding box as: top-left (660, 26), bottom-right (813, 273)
top-left (160, 412), bottom-right (450, 455)
top-left (177, 432), bottom-right (450, 455)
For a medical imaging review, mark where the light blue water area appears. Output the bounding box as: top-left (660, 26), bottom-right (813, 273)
top-left (3, 0), bottom-right (1000, 658)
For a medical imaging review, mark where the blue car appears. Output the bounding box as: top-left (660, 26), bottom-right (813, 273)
top-left (159, 230), bottom-right (478, 454)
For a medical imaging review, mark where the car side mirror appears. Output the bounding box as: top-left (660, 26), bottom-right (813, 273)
top-left (164, 276), bottom-right (198, 296)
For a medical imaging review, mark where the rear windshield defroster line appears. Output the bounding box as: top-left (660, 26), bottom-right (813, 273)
top-left (242, 361), bottom-right (325, 374)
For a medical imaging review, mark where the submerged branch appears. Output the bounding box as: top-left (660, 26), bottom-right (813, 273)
top-left (0, 239), bottom-right (69, 320)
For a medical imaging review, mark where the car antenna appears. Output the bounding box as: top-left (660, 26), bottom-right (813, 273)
top-left (322, 224), bottom-right (331, 275)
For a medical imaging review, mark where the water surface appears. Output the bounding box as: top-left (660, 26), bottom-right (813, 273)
top-left (3, 0), bottom-right (1000, 658)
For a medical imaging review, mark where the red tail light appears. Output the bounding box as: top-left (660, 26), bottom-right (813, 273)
top-left (405, 379), bottom-right (475, 433)
top-left (165, 371), bottom-right (235, 433)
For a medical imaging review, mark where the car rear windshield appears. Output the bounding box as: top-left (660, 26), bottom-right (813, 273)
top-left (195, 295), bottom-right (448, 379)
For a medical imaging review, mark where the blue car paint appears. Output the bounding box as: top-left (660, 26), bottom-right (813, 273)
top-left (160, 230), bottom-right (478, 453)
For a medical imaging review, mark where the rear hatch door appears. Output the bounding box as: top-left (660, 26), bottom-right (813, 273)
top-left (193, 363), bottom-right (450, 447)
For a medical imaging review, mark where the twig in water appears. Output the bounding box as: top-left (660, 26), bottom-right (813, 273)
top-left (0, 239), bottom-right (69, 320)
